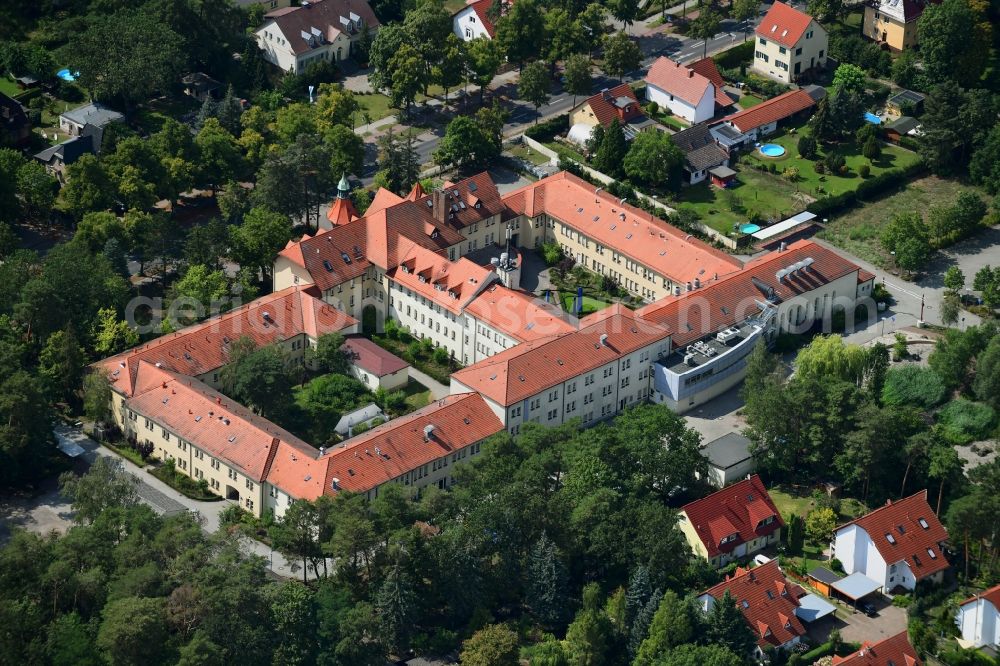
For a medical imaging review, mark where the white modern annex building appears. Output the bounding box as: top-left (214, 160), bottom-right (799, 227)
top-left (956, 585), bottom-right (1000, 650)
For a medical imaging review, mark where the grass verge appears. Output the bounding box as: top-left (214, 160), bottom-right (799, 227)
top-left (103, 441), bottom-right (147, 468)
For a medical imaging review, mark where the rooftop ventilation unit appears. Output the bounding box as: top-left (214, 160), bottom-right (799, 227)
top-left (693, 277), bottom-right (701, 289)
top-left (684, 353), bottom-right (698, 366)
top-left (423, 424), bottom-right (435, 441)
top-left (599, 333), bottom-right (609, 347)
top-left (775, 268), bottom-right (788, 282)
top-left (716, 328), bottom-right (739, 344)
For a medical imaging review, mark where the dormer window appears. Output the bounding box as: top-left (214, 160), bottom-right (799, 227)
top-left (913, 554), bottom-right (922, 566)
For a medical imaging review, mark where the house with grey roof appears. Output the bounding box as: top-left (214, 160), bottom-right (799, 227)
top-left (33, 134), bottom-right (97, 183)
top-left (671, 124), bottom-right (734, 186)
top-left (59, 102), bottom-right (123, 138)
top-left (700, 432), bottom-right (755, 487)
top-left (255, 0), bottom-right (379, 74)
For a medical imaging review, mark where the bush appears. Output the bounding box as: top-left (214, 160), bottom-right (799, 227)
top-left (892, 594), bottom-right (913, 608)
top-left (797, 135), bottom-right (818, 159)
top-left (937, 398), bottom-right (997, 444)
top-left (824, 152), bottom-right (846, 172)
top-left (541, 242), bottom-right (563, 266)
top-left (524, 113), bottom-right (569, 141)
top-left (859, 163), bottom-right (870, 178)
top-left (882, 366), bottom-right (947, 408)
top-left (432, 346), bottom-right (450, 365)
top-left (830, 558), bottom-right (844, 574)
top-left (814, 161), bottom-right (826, 174)
top-left (644, 100), bottom-right (659, 115)
top-left (712, 40), bottom-right (754, 69)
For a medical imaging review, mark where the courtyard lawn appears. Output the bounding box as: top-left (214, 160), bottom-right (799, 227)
top-left (541, 139), bottom-right (588, 164)
top-left (508, 143), bottom-right (551, 166)
top-left (769, 486), bottom-right (819, 522)
top-left (742, 124), bottom-right (922, 199)
top-left (738, 93), bottom-right (763, 109)
top-left (401, 379), bottom-right (432, 412)
top-left (676, 168), bottom-right (812, 236)
top-left (559, 291), bottom-right (611, 316)
top-left (817, 176), bottom-right (990, 268)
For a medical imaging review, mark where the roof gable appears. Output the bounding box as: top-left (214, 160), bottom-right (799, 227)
top-left (687, 58), bottom-right (736, 108)
top-left (755, 1), bottom-right (816, 47)
top-left (835, 491), bottom-right (949, 581)
top-left (577, 83), bottom-right (641, 127)
top-left (681, 475), bottom-right (784, 557)
top-left (721, 89), bottom-right (815, 132)
top-left (702, 560), bottom-right (806, 648)
top-left (260, 0), bottom-right (380, 55)
top-left (645, 57), bottom-right (714, 106)
top-left (832, 631), bottom-right (922, 666)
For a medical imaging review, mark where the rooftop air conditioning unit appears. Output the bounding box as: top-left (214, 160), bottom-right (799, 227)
top-left (684, 353), bottom-right (697, 366)
top-left (716, 329), bottom-right (738, 344)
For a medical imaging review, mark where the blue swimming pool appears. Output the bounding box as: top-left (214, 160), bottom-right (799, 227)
top-left (864, 112), bottom-right (881, 125)
top-left (740, 223), bottom-right (762, 234)
top-left (759, 143), bottom-right (785, 157)
top-left (56, 68), bottom-right (78, 82)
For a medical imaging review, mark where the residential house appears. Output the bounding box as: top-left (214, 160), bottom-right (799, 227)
top-left (886, 89), bottom-right (925, 117)
top-left (33, 135), bottom-right (97, 183)
top-left (832, 631), bottom-right (923, 666)
top-left (752, 1), bottom-right (828, 83)
top-left (645, 57), bottom-right (718, 124)
top-left (0, 92), bottom-right (30, 147)
top-left (719, 89), bottom-right (816, 141)
top-left (697, 560), bottom-right (807, 657)
top-left (569, 83), bottom-right (646, 133)
top-left (862, 0), bottom-right (936, 51)
top-left (642, 239), bottom-right (874, 414)
top-left (59, 102), bottom-right (123, 138)
top-left (341, 336), bottom-right (410, 390)
top-left (956, 584), bottom-right (1000, 650)
top-left (701, 433), bottom-right (755, 487)
top-left (687, 57), bottom-right (737, 115)
top-left (677, 474), bottom-right (784, 567)
top-left (255, 0), bottom-right (379, 74)
top-left (670, 123), bottom-right (733, 185)
top-left (453, 0), bottom-right (507, 41)
top-left (884, 116), bottom-right (920, 142)
top-left (832, 491), bottom-right (949, 593)
top-left (180, 72), bottom-right (222, 102)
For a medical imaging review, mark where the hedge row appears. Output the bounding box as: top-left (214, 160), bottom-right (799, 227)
top-left (713, 40), bottom-right (754, 69)
top-left (524, 113), bottom-right (569, 141)
top-left (807, 159), bottom-right (927, 218)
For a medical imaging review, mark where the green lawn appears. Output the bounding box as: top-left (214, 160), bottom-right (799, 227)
top-left (770, 486), bottom-right (820, 522)
top-left (443, 0), bottom-right (467, 12)
top-left (542, 139), bottom-right (588, 164)
top-left (402, 379), bottom-right (432, 412)
top-left (508, 143), bottom-right (551, 166)
top-left (560, 291), bottom-right (611, 316)
top-left (741, 124), bottom-right (922, 198)
top-left (676, 168), bottom-right (811, 236)
top-left (817, 176), bottom-right (988, 268)
top-left (352, 92), bottom-right (396, 126)
top-left (0, 77), bottom-right (21, 97)
top-left (657, 114), bottom-right (690, 131)
top-left (738, 93), bottom-right (763, 109)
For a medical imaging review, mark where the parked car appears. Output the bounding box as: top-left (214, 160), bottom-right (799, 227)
top-left (860, 602), bottom-right (878, 617)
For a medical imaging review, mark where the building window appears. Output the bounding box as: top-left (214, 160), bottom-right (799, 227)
top-left (779, 46), bottom-right (786, 54)
top-left (759, 37), bottom-right (766, 45)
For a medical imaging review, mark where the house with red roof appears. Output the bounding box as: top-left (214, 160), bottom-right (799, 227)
top-left (453, 0), bottom-right (509, 40)
top-left (832, 631), bottom-right (922, 666)
top-left (956, 583), bottom-right (1000, 650)
top-left (719, 88), bottom-right (817, 140)
top-left (697, 559), bottom-right (807, 656)
top-left (679, 475), bottom-right (784, 567)
top-left (832, 491), bottom-right (949, 593)
top-left (752, 1), bottom-right (828, 83)
top-left (254, 0), bottom-right (380, 74)
top-left (569, 83), bottom-right (645, 131)
top-left (342, 335), bottom-right (410, 390)
top-left (645, 56), bottom-right (719, 124)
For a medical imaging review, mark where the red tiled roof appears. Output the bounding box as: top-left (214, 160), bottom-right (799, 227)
top-left (278, 201), bottom-right (465, 291)
top-left (464, 284), bottom-right (576, 342)
top-left (367, 187), bottom-right (405, 215)
top-left (326, 196), bottom-right (357, 226)
top-left (97, 286), bottom-right (357, 396)
top-left (388, 244), bottom-right (496, 315)
top-left (417, 172), bottom-right (506, 232)
top-left (961, 583), bottom-right (1000, 609)
top-left (859, 269), bottom-right (876, 283)
top-left (637, 239), bottom-right (862, 346)
top-left (462, 0), bottom-right (501, 38)
top-left (702, 560), bottom-right (806, 649)
top-left (263, 0), bottom-right (380, 55)
top-left (688, 58), bottom-right (736, 108)
top-left (721, 89), bottom-right (815, 133)
top-left (832, 631), bottom-right (922, 666)
top-left (451, 307), bottom-right (670, 406)
top-left (835, 491), bottom-right (949, 582)
top-left (317, 393), bottom-right (504, 494)
top-left (502, 171), bottom-right (742, 285)
top-left (681, 475), bottom-right (784, 558)
top-left (576, 83), bottom-right (641, 128)
top-left (645, 56), bottom-right (714, 107)
top-left (127, 362), bottom-right (314, 482)
top-left (755, 1), bottom-right (814, 48)
top-left (342, 335), bottom-right (410, 377)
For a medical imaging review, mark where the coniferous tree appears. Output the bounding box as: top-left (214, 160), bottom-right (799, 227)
top-left (195, 95), bottom-right (217, 131)
top-left (624, 565), bottom-right (652, 628)
top-left (593, 118), bottom-right (627, 178)
top-left (526, 531), bottom-right (571, 628)
top-left (628, 588), bottom-right (661, 659)
top-left (634, 590), bottom-right (697, 666)
top-left (375, 564), bottom-right (417, 654)
top-left (705, 590), bottom-right (755, 658)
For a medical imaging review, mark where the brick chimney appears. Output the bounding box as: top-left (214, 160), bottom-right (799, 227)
top-left (432, 189), bottom-right (447, 224)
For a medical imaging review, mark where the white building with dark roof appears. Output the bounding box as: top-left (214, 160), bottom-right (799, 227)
top-left (255, 0), bottom-right (379, 73)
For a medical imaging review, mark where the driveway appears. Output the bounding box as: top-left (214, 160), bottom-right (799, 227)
top-left (0, 476), bottom-right (75, 545)
top-left (805, 594), bottom-right (908, 646)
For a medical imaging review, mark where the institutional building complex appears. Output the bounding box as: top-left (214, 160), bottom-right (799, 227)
top-left (95, 169), bottom-right (876, 514)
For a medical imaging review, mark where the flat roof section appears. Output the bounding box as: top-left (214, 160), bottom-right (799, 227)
top-left (702, 432), bottom-right (753, 470)
top-left (808, 566), bottom-right (843, 586)
top-left (795, 593), bottom-right (837, 623)
top-left (752, 212), bottom-right (817, 241)
top-left (831, 572), bottom-right (882, 600)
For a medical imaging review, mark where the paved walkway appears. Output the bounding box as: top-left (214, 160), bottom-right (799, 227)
top-left (408, 367), bottom-right (450, 400)
top-left (56, 425), bottom-right (320, 581)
